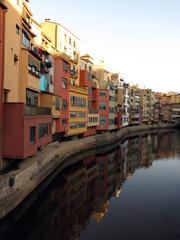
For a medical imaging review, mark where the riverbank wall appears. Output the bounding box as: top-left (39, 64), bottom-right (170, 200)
top-left (0, 123), bottom-right (176, 220)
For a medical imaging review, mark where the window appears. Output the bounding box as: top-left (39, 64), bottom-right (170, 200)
top-left (64, 33), bottom-right (67, 42)
top-left (39, 124), bottom-right (49, 138)
top-left (22, 31), bottom-right (30, 48)
top-left (70, 122), bottom-right (86, 129)
top-left (16, 24), bottom-right (20, 35)
top-left (99, 102), bottom-right (106, 110)
top-left (62, 119), bottom-right (67, 125)
top-left (28, 54), bottom-right (40, 78)
top-left (99, 91), bottom-right (106, 97)
top-left (109, 107), bottom-right (115, 113)
top-left (109, 119), bottom-right (115, 125)
top-left (69, 37), bottom-right (72, 45)
top-left (109, 96), bottom-right (115, 101)
top-left (63, 61), bottom-right (68, 72)
top-left (14, 54), bottom-right (19, 66)
top-left (30, 127), bottom-right (36, 144)
top-left (3, 90), bottom-right (9, 103)
top-left (62, 78), bottom-right (67, 89)
top-left (55, 97), bottom-right (60, 110)
top-left (26, 89), bottom-right (38, 107)
top-left (62, 99), bottom-right (68, 110)
top-left (99, 116), bottom-right (106, 126)
top-left (74, 41), bottom-right (76, 48)
top-left (87, 73), bottom-right (92, 81)
top-left (70, 96), bottom-right (87, 108)
top-left (70, 112), bottom-right (86, 118)
top-left (89, 117), bottom-right (98, 123)
top-left (88, 88), bottom-right (92, 96)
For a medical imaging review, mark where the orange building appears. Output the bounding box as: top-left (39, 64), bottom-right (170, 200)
top-left (3, 1), bottom-right (52, 159)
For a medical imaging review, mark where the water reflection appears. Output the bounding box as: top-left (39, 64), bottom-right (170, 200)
top-left (1, 130), bottom-right (180, 240)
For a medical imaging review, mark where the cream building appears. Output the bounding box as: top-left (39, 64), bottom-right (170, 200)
top-left (41, 20), bottom-right (80, 86)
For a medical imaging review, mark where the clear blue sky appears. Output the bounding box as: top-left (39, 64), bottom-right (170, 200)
top-left (29, 0), bottom-right (180, 92)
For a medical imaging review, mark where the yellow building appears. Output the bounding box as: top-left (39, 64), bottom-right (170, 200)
top-left (67, 85), bottom-right (88, 137)
top-left (3, 0), bottom-right (22, 102)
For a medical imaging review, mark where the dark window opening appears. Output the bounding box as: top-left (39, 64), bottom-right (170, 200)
top-left (30, 126), bottom-right (36, 144)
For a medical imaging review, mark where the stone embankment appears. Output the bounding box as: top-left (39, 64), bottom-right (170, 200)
top-left (0, 123), bottom-right (175, 220)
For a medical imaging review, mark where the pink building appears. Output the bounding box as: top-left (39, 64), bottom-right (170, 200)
top-left (94, 89), bottom-right (109, 132)
top-left (54, 55), bottom-right (70, 138)
top-left (3, 103), bottom-right (52, 159)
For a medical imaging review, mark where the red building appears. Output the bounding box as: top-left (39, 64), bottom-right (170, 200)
top-left (117, 111), bottom-right (122, 129)
top-left (80, 55), bottom-right (99, 136)
top-left (54, 54), bottom-right (70, 139)
top-left (94, 88), bottom-right (109, 132)
top-left (0, 2), bottom-right (7, 161)
top-left (3, 103), bottom-right (52, 159)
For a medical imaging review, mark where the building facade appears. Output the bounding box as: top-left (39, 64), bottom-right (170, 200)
top-left (0, 1), bottom-right (7, 164)
top-left (3, 0), bottom-right (52, 159)
top-left (129, 86), bottom-right (141, 125)
top-left (67, 85), bottom-right (88, 137)
top-left (41, 20), bottom-right (80, 86)
top-left (80, 55), bottom-right (99, 136)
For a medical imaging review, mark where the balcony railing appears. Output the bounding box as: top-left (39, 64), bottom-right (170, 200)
top-left (92, 96), bottom-right (97, 101)
top-left (25, 105), bottom-right (51, 115)
top-left (70, 69), bottom-right (78, 78)
top-left (89, 109), bottom-right (99, 114)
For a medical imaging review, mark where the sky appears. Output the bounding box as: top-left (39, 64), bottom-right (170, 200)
top-left (29, 0), bottom-right (180, 93)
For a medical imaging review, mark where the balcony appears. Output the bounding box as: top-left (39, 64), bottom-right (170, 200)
top-left (88, 113), bottom-right (99, 127)
top-left (92, 79), bottom-right (98, 88)
top-left (89, 109), bottom-right (99, 114)
top-left (25, 105), bottom-right (51, 115)
top-left (92, 95), bottom-right (97, 101)
top-left (70, 69), bottom-right (78, 79)
top-left (29, 46), bottom-right (42, 61)
top-left (70, 85), bottom-right (88, 95)
top-left (70, 55), bottom-right (79, 64)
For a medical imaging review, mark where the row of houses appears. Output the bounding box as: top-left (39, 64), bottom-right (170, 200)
top-left (0, 0), bottom-right (180, 163)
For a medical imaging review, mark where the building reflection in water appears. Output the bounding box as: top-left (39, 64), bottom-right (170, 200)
top-left (1, 130), bottom-right (180, 240)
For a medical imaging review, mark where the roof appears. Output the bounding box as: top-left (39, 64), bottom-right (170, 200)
top-left (42, 20), bottom-right (81, 41)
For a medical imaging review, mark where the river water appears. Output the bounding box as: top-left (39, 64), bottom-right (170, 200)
top-left (1, 129), bottom-right (180, 240)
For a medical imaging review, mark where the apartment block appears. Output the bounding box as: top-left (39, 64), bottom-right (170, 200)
top-left (129, 86), bottom-right (141, 125)
top-left (108, 82), bottom-right (118, 130)
top-left (41, 20), bottom-right (80, 86)
top-left (118, 80), bottom-right (129, 127)
top-left (80, 54), bottom-right (99, 136)
top-left (3, 0), bottom-right (52, 159)
top-left (67, 85), bottom-right (88, 137)
top-left (54, 53), bottom-right (71, 139)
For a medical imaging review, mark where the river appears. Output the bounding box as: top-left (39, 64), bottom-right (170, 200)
top-left (1, 129), bottom-right (180, 240)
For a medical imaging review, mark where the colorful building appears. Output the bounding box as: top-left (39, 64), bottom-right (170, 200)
top-left (67, 85), bottom-right (88, 137)
top-left (171, 104), bottom-right (180, 123)
top-left (95, 88), bottom-right (109, 131)
top-left (3, 0), bottom-right (52, 159)
top-left (129, 85), bottom-right (141, 125)
top-left (80, 54), bottom-right (99, 136)
top-left (54, 52), bottom-right (71, 139)
top-left (41, 20), bottom-right (80, 86)
top-left (94, 62), bottom-right (110, 131)
top-left (108, 82), bottom-right (118, 130)
top-left (118, 80), bottom-right (129, 127)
